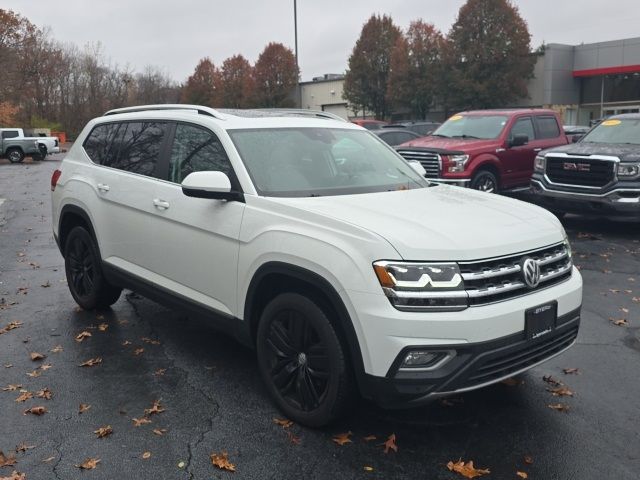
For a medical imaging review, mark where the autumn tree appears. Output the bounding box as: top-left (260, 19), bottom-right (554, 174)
top-left (446, 0), bottom-right (535, 109)
top-left (344, 14), bottom-right (401, 119)
top-left (219, 54), bottom-right (255, 108)
top-left (253, 42), bottom-right (298, 108)
top-left (180, 57), bottom-right (221, 107)
top-left (0, 9), bottom-right (38, 102)
top-left (387, 20), bottom-right (446, 119)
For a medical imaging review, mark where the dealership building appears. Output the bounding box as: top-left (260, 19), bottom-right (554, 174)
top-left (299, 36), bottom-right (640, 125)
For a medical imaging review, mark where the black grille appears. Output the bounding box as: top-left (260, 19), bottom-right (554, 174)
top-left (546, 156), bottom-right (614, 188)
top-left (396, 149), bottom-right (440, 178)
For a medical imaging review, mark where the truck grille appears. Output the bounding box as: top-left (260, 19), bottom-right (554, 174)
top-left (396, 149), bottom-right (440, 178)
top-left (459, 243), bottom-right (572, 306)
top-left (546, 156), bottom-right (615, 188)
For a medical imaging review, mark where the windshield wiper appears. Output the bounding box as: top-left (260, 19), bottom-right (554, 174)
top-left (452, 134), bottom-right (480, 139)
top-left (430, 133), bottom-right (450, 138)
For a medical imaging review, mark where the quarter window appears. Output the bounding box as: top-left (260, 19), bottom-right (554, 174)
top-left (509, 117), bottom-right (535, 142)
top-left (535, 116), bottom-right (561, 139)
top-left (168, 124), bottom-right (234, 184)
top-left (82, 123), bottom-right (123, 166)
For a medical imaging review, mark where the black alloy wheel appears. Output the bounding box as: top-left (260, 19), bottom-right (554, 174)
top-left (257, 293), bottom-right (355, 427)
top-left (471, 170), bottom-right (499, 193)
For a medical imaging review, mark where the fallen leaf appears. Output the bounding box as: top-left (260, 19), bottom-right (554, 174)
top-left (42, 457), bottom-right (55, 463)
top-left (133, 348), bottom-right (144, 356)
top-left (141, 337), bottom-right (160, 345)
top-left (382, 433), bottom-right (397, 454)
top-left (40, 281), bottom-right (51, 288)
top-left (0, 471), bottom-right (26, 480)
top-left (542, 375), bottom-right (563, 386)
top-left (30, 352), bottom-right (45, 361)
top-left (15, 392), bottom-right (32, 403)
top-left (25, 369), bottom-right (41, 378)
top-left (35, 388), bottom-right (52, 400)
top-left (79, 403), bottom-right (91, 414)
top-left (447, 459), bottom-right (491, 479)
top-left (332, 431), bottom-right (352, 446)
top-left (632, 297), bottom-right (639, 303)
top-left (79, 357), bottom-right (102, 367)
top-left (132, 417), bottom-right (152, 427)
top-left (524, 455), bottom-right (533, 465)
top-left (3, 365), bottom-right (12, 369)
top-left (152, 429), bottom-right (167, 436)
top-left (516, 472), bottom-right (528, 479)
top-left (177, 461), bottom-right (185, 468)
top-left (39, 364), bottom-right (52, 371)
top-left (14, 444), bottom-right (34, 453)
top-left (363, 466), bottom-right (374, 472)
top-left (0, 451), bottom-right (17, 467)
top-left (50, 345), bottom-right (63, 353)
top-left (75, 331), bottom-right (92, 342)
top-left (286, 430), bottom-right (301, 445)
top-left (363, 435), bottom-right (377, 442)
top-left (620, 307), bottom-right (630, 314)
top-left (94, 426), bottom-right (113, 438)
top-left (609, 317), bottom-right (628, 326)
top-left (2, 384), bottom-right (22, 391)
top-left (23, 406), bottom-right (47, 416)
top-left (122, 340), bottom-right (132, 346)
top-left (0, 321), bottom-right (23, 335)
top-left (96, 314), bottom-right (104, 321)
top-left (501, 377), bottom-right (523, 386)
top-left (210, 452), bottom-right (235, 472)
top-left (547, 386), bottom-right (574, 397)
top-left (562, 368), bottom-right (580, 375)
top-left (547, 403), bottom-right (570, 412)
top-left (97, 323), bottom-right (108, 332)
top-left (144, 400), bottom-right (165, 416)
top-left (273, 418), bottom-right (293, 428)
top-left (153, 368), bottom-right (166, 376)
top-left (142, 452), bottom-right (151, 459)
top-left (75, 458), bottom-right (100, 470)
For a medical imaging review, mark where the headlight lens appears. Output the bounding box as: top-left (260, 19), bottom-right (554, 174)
top-left (617, 163), bottom-right (640, 177)
top-left (373, 261), bottom-right (467, 311)
top-left (446, 154), bottom-right (470, 173)
top-left (534, 155), bottom-right (546, 172)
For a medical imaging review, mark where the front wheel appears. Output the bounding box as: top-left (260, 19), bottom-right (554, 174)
top-left (6, 148), bottom-right (24, 163)
top-left (256, 293), bottom-right (355, 427)
top-left (64, 226), bottom-right (122, 309)
top-left (470, 170), bottom-right (499, 193)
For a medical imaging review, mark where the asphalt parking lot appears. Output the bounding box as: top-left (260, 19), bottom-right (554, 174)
top-left (1, 153), bottom-right (639, 480)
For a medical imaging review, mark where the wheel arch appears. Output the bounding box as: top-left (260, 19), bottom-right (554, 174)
top-left (469, 156), bottom-right (501, 187)
top-left (58, 204), bottom-right (100, 258)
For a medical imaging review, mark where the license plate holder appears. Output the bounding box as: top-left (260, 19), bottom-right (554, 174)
top-left (525, 301), bottom-right (557, 340)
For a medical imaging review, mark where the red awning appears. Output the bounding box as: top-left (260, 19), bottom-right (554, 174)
top-left (573, 64), bottom-right (640, 77)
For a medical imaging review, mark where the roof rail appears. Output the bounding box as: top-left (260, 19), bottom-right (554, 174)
top-left (103, 104), bottom-right (226, 119)
top-left (255, 108), bottom-right (348, 122)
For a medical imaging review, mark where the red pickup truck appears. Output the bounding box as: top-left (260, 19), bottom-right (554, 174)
top-left (396, 109), bottom-right (569, 193)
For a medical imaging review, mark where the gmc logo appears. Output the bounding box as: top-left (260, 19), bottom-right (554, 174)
top-left (563, 162), bottom-right (591, 172)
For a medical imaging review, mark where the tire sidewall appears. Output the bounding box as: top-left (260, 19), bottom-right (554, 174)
top-left (471, 170), bottom-right (499, 193)
top-left (256, 292), bottom-right (348, 427)
top-left (7, 149), bottom-right (24, 163)
top-left (64, 227), bottom-right (105, 310)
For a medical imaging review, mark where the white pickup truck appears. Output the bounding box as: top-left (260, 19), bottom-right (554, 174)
top-left (0, 128), bottom-right (60, 163)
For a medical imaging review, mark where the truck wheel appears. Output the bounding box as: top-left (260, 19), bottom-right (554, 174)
top-left (7, 148), bottom-right (24, 163)
top-left (256, 292), bottom-right (355, 427)
top-left (34, 144), bottom-right (48, 160)
top-left (471, 170), bottom-right (499, 193)
top-left (64, 226), bottom-right (122, 310)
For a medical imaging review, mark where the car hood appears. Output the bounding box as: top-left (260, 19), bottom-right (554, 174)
top-left (544, 142), bottom-right (640, 162)
top-left (397, 136), bottom-right (500, 155)
top-left (279, 185), bottom-right (564, 261)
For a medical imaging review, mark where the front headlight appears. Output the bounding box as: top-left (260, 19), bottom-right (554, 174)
top-left (373, 261), bottom-right (468, 311)
top-left (534, 155), bottom-right (546, 172)
top-left (446, 154), bottom-right (470, 173)
top-left (617, 163), bottom-right (640, 177)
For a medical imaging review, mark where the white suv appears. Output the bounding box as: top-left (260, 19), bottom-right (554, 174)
top-left (51, 105), bottom-right (583, 426)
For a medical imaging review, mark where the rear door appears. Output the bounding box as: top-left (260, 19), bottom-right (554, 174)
top-left (147, 122), bottom-right (245, 317)
top-left (534, 115), bottom-right (567, 151)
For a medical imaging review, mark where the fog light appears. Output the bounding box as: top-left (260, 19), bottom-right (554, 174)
top-left (402, 350), bottom-right (445, 368)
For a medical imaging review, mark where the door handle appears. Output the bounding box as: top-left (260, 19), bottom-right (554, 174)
top-left (153, 198), bottom-right (170, 210)
top-left (97, 183), bottom-right (110, 192)
top-left (533, 148), bottom-right (542, 152)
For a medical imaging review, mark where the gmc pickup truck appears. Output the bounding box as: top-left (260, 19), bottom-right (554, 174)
top-left (531, 114), bottom-right (640, 220)
top-left (0, 128), bottom-right (60, 163)
top-left (396, 109), bottom-right (569, 193)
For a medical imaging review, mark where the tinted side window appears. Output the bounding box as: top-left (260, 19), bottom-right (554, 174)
top-left (510, 117), bottom-right (535, 142)
top-left (168, 124), bottom-right (234, 183)
top-left (2, 130), bottom-right (19, 139)
top-left (396, 132), bottom-right (417, 144)
top-left (536, 116), bottom-right (561, 139)
top-left (114, 122), bottom-right (166, 177)
top-left (83, 123), bottom-right (122, 165)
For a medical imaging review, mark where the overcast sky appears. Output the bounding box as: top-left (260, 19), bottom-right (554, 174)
top-left (4, 0), bottom-right (640, 82)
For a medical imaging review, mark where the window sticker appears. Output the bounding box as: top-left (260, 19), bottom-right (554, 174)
top-left (449, 115), bottom-right (463, 121)
top-left (602, 119), bottom-right (621, 126)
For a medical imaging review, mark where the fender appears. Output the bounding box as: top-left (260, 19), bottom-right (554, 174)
top-left (467, 153), bottom-right (502, 178)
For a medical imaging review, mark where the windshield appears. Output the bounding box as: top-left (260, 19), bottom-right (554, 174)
top-left (228, 128), bottom-right (428, 197)
top-left (580, 118), bottom-right (640, 145)
top-left (432, 114), bottom-right (508, 139)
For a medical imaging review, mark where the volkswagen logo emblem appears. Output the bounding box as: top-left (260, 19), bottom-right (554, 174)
top-left (522, 257), bottom-right (541, 288)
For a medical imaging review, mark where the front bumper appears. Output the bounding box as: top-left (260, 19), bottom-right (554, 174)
top-left (362, 308), bottom-right (580, 408)
top-left (530, 177), bottom-right (640, 220)
top-left (430, 177), bottom-right (470, 187)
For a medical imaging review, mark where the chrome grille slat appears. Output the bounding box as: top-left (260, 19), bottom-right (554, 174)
top-left (396, 149), bottom-right (440, 178)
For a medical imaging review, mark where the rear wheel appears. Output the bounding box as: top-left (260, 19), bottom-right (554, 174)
top-left (256, 292), bottom-right (355, 427)
top-left (64, 226), bottom-right (121, 309)
top-left (6, 148), bottom-right (24, 163)
top-left (470, 169), bottom-right (499, 193)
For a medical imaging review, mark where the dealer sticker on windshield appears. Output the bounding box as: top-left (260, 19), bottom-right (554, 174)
top-left (449, 115), bottom-right (463, 121)
top-left (601, 119), bottom-right (621, 126)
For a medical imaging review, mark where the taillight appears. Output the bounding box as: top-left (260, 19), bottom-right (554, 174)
top-left (51, 169), bottom-right (62, 191)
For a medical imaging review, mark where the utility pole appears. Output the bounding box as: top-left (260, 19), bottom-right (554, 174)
top-left (294, 0), bottom-right (302, 108)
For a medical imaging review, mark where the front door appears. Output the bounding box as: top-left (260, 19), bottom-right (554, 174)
top-left (498, 116), bottom-right (538, 188)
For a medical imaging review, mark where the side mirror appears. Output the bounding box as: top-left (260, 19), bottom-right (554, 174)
top-left (509, 133), bottom-right (529, 147)
top-left (181, 171), bottom-right (243, 201)
top-left (408, 160), bottom-right (427, 176)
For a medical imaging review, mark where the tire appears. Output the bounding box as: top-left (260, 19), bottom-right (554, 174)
top-left (64, 226), bottom-right (121, 310)
top-left (470, 169), bottom-right (499, 193)
top-left (33, 144), bottom-right (48, 161)
top-left (256, 292), bottom-right (356, 427)
top-left (6, 148), bottom-right (24, 163)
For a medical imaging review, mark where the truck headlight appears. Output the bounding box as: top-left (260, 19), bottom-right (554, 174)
top-left (446, 154), bottom-right (470, 173)
top-left (534, 155), bottom-right (546, 172)
top-left (373, 261), bottom-right (467, 311)
top-left (617, 163), bottom-right (640, 177)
